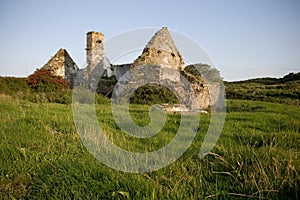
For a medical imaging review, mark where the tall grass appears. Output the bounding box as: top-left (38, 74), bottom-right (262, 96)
top-left (0, 96), bottom-right (299, 199)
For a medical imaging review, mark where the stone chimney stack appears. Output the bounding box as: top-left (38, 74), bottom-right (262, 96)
top-left (86, 31), bottom-right (104, 72)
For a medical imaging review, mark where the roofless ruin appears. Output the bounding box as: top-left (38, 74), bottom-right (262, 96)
top-left (40, 27), bottom-right (218, 110)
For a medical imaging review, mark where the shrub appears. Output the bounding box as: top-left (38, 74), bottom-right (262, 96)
top-left (28, 69), bottom-right (70, 92)
top-left (130, 84), bottom-right (179, 105)
top-left (0, 77), bottom-right (29, 95)
top-left (27, 69), bottom-right (71, 104)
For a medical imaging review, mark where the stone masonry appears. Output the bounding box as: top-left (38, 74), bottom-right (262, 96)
top-left (132, 27), bottom-right (184, 71)
top-left (86, 31), bottom-right (104, 73)
top-left (39, 27), bottom-right (216, 110)
top-left (41, 48), bottom-right (78, 86)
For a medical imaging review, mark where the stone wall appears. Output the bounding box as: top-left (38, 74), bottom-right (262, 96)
top-left (39, 28), bottom-right (217, 110)
top-left (132, 27), bottom-right (184, 71)
top-left (112, 64), bottom-right (131, 80)
top-left (42, 48), bottom-right (78, 86)
top-left (160, 67), bottom-right (180, 82)
top-left (114, 64), bottom-right (211, 110)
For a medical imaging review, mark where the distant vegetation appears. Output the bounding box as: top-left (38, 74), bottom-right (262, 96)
top-left (231, 72), bottom-right (300, 84)
top-left (225, 72), bottom-right (300, 106)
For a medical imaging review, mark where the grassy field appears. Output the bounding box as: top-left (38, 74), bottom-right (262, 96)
top-left (0, 94), bottom-right (299, 199)
top-left (225, 72), bottom-right (300, 106)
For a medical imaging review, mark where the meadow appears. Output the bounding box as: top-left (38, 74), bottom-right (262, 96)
top-left (0, 93), bottom-right (299, 199)
top-left (225, 72), bottom-right (300, 106)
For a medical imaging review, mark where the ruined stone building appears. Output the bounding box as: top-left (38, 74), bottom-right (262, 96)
top-left (41, 27), bottom-right (217, 110)
top-left (41, 48), bottom-right (78, 85)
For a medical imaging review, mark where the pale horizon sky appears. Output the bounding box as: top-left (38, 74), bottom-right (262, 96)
top-left (0, 0), bottom-right (299, 81)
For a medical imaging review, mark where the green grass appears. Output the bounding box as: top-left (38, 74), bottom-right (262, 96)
top-left (225, 73), bottom-right (300, 106)
top-left (0, 95), bottom-right (299, 199)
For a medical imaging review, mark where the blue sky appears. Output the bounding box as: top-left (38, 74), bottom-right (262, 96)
top-left (0, 0), bottom-right (299, 81)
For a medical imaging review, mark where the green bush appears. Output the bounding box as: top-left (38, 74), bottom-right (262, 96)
top-left (0, 77), bottom-right (29, 95)
top-left (130, 84), bottom-right (179, 105)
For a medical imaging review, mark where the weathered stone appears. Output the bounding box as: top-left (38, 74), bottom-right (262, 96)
top-left (114, 64), bottom-right (203, 110)
top-left (86, 31), bottom-right (104, 72)
top-left (88, 57), bottom-right (111, 92)
top-left (184, 64), bottom-right (223, 108)
top-left (180, 68), bottom-right (211, 110)
top-left (39, 27), bottom-right (221, 110)
top-left (42, 48), bottom-right (78, 86)
top-left (132, 27), bottom-right (184, 71)
top-left (161, 104), bottom-right (189, 113)
top-left (112, 64), bottom-right (131, 81)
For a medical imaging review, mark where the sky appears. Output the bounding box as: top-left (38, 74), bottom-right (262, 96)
top-left (0, 0), bottom-right (299, 81)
